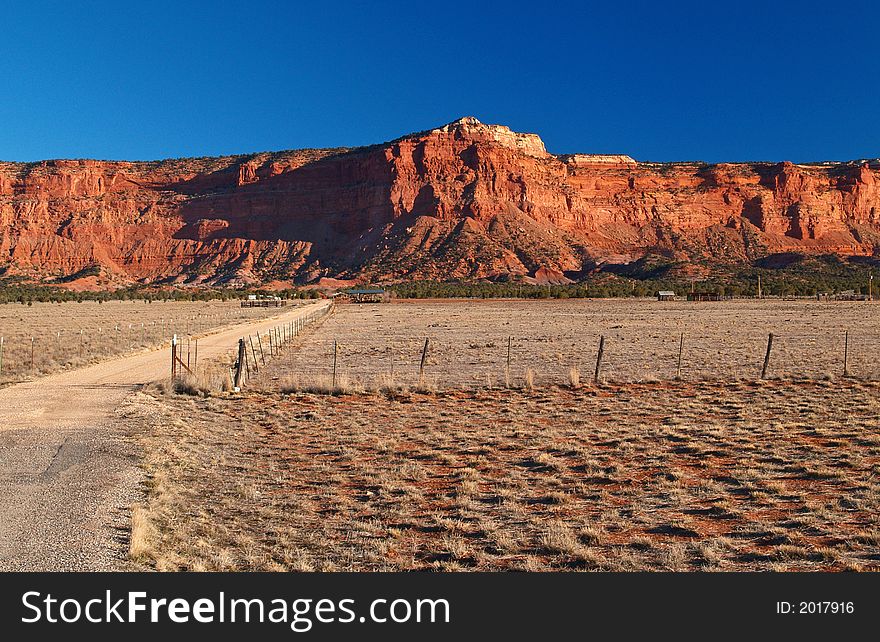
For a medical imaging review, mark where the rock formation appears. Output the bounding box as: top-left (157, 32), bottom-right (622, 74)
top-left (0, 117), bottom-right (878, 287)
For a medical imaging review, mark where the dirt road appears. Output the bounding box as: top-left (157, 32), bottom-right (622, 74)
top-left (0, 300), bottom-right (331, 571)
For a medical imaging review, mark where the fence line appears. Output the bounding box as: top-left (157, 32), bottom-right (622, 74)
top-left (224, 302), bottom-right (334, 391)
top-left (0, 304), bottom-right (308, 385)
top-left (275, 327), bottom-right (880, 389)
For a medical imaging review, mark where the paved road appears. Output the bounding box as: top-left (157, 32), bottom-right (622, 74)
top-left (0, 300), bottom-right (330, 571)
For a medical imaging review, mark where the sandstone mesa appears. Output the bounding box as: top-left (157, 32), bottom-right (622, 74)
top-left (1, 117), bottom-right (878, 288)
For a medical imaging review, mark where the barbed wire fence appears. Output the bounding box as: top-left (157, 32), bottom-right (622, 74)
top-left (227, 302), bottom-right (335, 390)
top-left (0, 305), bottom-right (303, 385)
top-left (263, 329), bottom-right (880, 390)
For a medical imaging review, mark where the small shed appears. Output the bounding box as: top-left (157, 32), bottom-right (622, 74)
top-left (656, 290), bottom-right (676, 301)
top-left (342, 288), bottom-right (387, 303)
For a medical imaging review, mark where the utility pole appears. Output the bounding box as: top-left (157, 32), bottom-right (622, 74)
top-left (757, 274), bottom-right (762, 299)
top-left (869, 273), bottom-right (874, 302)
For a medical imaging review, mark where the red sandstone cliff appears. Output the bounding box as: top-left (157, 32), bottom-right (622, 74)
top-left (1, 116), bottom-right (878, 287)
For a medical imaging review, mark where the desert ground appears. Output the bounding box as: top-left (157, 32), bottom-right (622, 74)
top-left (256, 299), bottom-right (880, 389)
top-left (0, 299), bottom-right (294, 386)
top-left (130, 299), bottom-right (880, 572)
top-left (135, 381), bottom-right (880, 571)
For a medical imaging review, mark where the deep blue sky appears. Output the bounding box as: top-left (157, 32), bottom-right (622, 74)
top-left (1, 1), bottom-right (878, 163)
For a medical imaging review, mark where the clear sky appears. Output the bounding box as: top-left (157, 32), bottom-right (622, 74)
top-left (1, 1), bottom-right (877, 163)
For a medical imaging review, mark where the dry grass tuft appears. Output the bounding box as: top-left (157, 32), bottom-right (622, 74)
top-left (172, 364), bottom-right (232, 396)
top-left (172, 374), bottom-right (207, 396)
top-left (371, 373), bottom-right (407, 394)
top-left (281, 374), bottom-right (363, 395)
top-left (128, 504), bottom-right (156, 562)
top-left (413, 376), bottom-right (439, 394)
top-left (540, 521), bottom-right (582, 555)
top-left (567, 366), bottom-right (580, 389)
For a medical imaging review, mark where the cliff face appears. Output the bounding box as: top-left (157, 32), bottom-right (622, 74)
top-left (1, 117), bottom-right (878, 287)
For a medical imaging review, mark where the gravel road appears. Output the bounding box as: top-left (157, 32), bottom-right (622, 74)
top-left (0, 300), bottom-right (330, 571)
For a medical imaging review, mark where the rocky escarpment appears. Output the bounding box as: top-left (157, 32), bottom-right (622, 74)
top-left (0, 117), bottom-right (878, 287)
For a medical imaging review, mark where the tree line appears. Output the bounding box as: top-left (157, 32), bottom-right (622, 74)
top-left (0, 284), bottom-right (324, 305)
top-left (0, 262), bottom-right (874, 304)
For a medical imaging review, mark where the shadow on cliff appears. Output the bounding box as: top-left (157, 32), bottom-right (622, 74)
top-left (158, 140), bottom-right (485, 281)
top-left (162, 147), bottom-right (401, 270)
top-left (756, 252), bottom-right (880, 271)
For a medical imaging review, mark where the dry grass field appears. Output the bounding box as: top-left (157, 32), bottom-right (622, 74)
top-left (133, 380), bottom-right (880, 572)
top-left (0, 300), bottom-right (301, 386)
top-left (254, 299), bottom-right (880, 389)
top-left (129, 299), bottom-right (880, 572)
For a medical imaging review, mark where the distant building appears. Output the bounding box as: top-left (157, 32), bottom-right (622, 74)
top-left (341, 288), bottom-right (388, 303)
top-left (687, 292), bottom-right (727, 302)
top-left (834, 290), bottom-right (869, 301)
top-left (241, 294), bottom-right (286, 308)
top-left (656, 290), bottom-right (676, 301)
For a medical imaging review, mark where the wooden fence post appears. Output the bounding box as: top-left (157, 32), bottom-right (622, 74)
top-left (843, 330), bottom-right (849, 377)
top-left (194, 338), bottom-right (198, 370)
top-left (332, 339), bottom-right (338, 387)
top-left (233, 338), bottom-right (246, 390)
top-left (171, 334), bottom-right (178, 379)
top-left (676, 333), bottom-right (684, 380)
top-left (419, 337), bottom-right (430, 382)
top-left (506, 335), bottom-right (512, 385)
top-left (594, 335), bottom-right (605, 384)
top-left (760, 333), bottom-right (774, 380)
top-left (249, 335), bottom-right (259, 372)
top-left (257, 333), bottom-right (266, 365)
